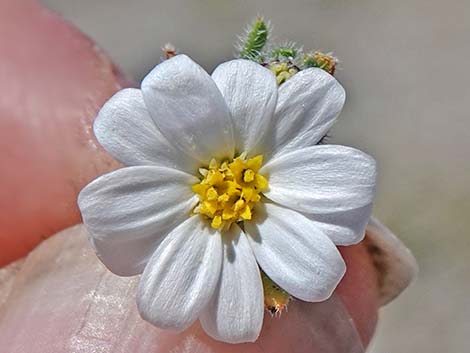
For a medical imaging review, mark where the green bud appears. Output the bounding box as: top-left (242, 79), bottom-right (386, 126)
top-left (271, 47), bottom-right (298, 60)
top-left (303, 51), bottom-right (337, 75)
top-left (261, 271), bottom-right (291, 315)
top-left (239, 18), bottom-right (269, 61)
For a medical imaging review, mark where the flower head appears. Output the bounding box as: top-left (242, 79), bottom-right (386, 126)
top-left (78, 55), bottom-right (377, 343)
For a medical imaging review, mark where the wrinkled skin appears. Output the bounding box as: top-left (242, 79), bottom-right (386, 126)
top-left (0, 0), bottom-right (379, 351)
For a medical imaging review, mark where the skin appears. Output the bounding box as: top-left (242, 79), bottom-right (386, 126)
top-left (0, 0), bottom-right (380, 351)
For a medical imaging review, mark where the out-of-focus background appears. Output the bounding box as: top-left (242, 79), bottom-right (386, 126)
top-left (40, 0), bottom-right (469, 351)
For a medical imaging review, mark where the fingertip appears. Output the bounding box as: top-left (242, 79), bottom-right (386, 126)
top-left (0, 0), bottom-right (127, 266)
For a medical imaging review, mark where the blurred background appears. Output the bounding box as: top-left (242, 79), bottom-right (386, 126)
top-left (40, 0), bottom-right (469, 351)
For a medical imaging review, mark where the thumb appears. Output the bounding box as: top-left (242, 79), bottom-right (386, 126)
top-left (0, 0), bottom-right (123, 266)
top-left (0, 225), bottom-right (374, 353)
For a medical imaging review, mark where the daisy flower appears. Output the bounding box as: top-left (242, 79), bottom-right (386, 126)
top-left (78, 54), bottom-right (377, 343)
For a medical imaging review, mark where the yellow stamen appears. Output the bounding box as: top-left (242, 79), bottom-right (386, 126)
top-left (192, 154), bottom-right (268, 230)
top-left (206, 187), bottom-right (218, 201)
top-left (246, 155), bottom-right (263, 171)
top-left (218, 194), bottom-right (229, 202)
top-left (234, 199), bottom-right (245, 212)
top-left (211, 215), bottom-right (223, 229)
top-left (209, 158), bottom-right (218, 169)
top-left (206, 170), bottom-right (224, 185)
top-left (222, 207), bottom-right (235, 220)
top-left (255, 174), bottom-right (269, 190)
top-left (243, 169), bottom-right (255, 183)
top-left (240, 206), bottom-right (252, 220)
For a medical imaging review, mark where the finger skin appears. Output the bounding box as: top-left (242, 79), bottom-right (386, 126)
top-left (0, 225), bottom-right (377, 352)
top-left (337, 244), bottom-right (379, 345)
top-left (0, 0), bottom-right (123, 266)
top-left (0, 260), bottom-right (23, 310)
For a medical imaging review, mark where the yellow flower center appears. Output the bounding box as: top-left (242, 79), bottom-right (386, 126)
top-left (192, 154), bottom-right (269, 230)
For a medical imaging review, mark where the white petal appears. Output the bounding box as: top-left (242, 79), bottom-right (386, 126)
top-left (78, 166), bottom-right (198, 276)
top-left (200, 225), bottom-right (264, 344)
top-left (305, 203), bottom-right (373, 246)
top-left (268, 68), bottom-right (345, 158)
top-left (365, 217), bottom-right (418, 306)
top-left (245, 203), bottom-right (346, 302)
top-left (142, 55), bottom-right (234, 164)
top-left (261, 145), bottom-right (377, 214)
top-left (88, 235), bottom-right (162, 277)
top-left (137, 216), bottom-right (222, 331)
top-left (212, 59), bottom-right (278, 154)
top-left (94, 88), bottom-right (197, 172)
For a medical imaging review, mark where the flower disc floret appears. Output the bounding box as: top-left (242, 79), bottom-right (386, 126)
top-left (192, 154), bottom-right (268, 230)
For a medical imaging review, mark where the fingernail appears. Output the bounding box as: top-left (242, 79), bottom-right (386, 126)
top-left (364, 217), bottom-right (418, 306)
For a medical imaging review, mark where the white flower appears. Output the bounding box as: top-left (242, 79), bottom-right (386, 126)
top-left (78, 55), bottom-right (377, 344)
